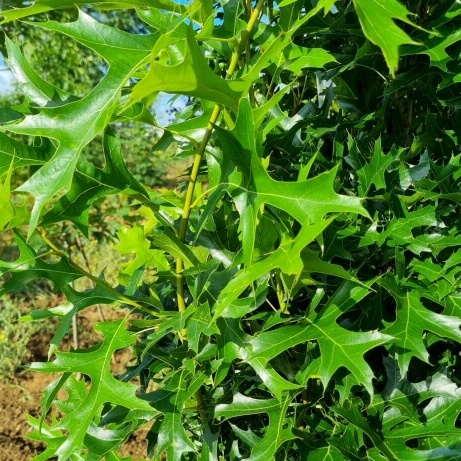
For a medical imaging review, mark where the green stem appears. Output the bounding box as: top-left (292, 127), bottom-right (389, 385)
top-left (275, 271), bottom-right (287, 313)
top-left (176, 104), bottom-right (221, 312)
top-left (175, 0), bottom-right (266, 431)
top-left (176, 0), bottom-right (266, 312)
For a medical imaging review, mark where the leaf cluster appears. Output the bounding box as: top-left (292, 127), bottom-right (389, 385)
top-left (1, 1), bottom-right (461, 460)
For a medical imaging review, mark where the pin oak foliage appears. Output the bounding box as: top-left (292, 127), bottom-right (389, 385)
top-left (1, 0), bottom-right (461, 460)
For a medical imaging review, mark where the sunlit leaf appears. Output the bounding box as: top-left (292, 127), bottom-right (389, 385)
top-left (352, 0), bottom-right (419, 76)
top-left (0, 161), bottom-right (15, 229)
top-left (29, 319), bottom-right (155, 460)
top-left (131, 26), bottom-right (247, 107)
top-left (380, 275), bottom-right (461, 375)
top-left (1, 11), bottom-right (157, 236)
top-left (215, 98), bottom-right (369, 265)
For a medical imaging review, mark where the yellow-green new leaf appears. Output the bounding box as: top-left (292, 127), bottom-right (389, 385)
top-left (131, 27), bottom-right (247, 107)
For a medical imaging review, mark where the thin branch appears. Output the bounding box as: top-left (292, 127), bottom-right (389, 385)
top-left (176, 0), bottom-right (266, 312)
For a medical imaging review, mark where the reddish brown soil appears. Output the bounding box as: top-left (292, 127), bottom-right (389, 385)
top-left (0, 374), bottom-right (50, 460)
top-left (0, 305), bottom-right (151, 461)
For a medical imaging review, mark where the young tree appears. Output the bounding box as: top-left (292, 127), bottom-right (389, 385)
top-left (1, 1), bottom-right (461, 459)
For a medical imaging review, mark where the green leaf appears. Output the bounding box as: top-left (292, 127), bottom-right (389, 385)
top-left (249, 356), bottom-right (302, 398)
top-left (216, 393), bottom-right (296, 461)
top-left (4, 1), bottom-right (461, 459)
top-left (196, 0), bottom-right (246, 44)
top-left (374, 205), bottom-right (460, 256)
top-left (115, 224), bottom-right (169, 279)
top-left (137, 0), bottom-right (211, 26)
top-left (294, 441), bottom-right (344, 461)
top-left (333, 404), bottom-right (399, 461)
top-left (350, 137), bottom-right (400, 195)
top-left (215, 317), bottom-right (300, 399)
top-left (246, 395), bottom-right (296, 461)
top-left (214, 316), bottom-right (250, 387)
top-left (380, 275), bottom-right (461, 376)
top-left (0, 0), bottom-right (192, 23)
top-left (131, 26), bottom-right (247, 107)
top-left (414, 25), bottom-right (461, 72)
top-left (242, 0), bottom-right (342, 82)
top-left (27, 415), bottom-right (69, 461)
top-left (213, 219), bottom-right (333, 320)
top-left (1, 11), bottom-right (157, 236)
top-left (373, 359), bottom-right (461, 459)
top-left (280, 248), bottom-right (368, 299)
top-left (42, 129), bottom-right (149, 234)
top-left (215, 393), bottom-right (280, 419)
top-left (153, 227), bottom-right (202, 268)
top-left (5, 35), bottom-right (70, 105)
top-left (0, 161), bottom-right (15, 229)
top-left (251, 321), bottom-right (391, 398)
top-left (29, 319), bottom-right (155, 460)
top-left (0, 232), bottom-right (82, 296)
top-left (187, 303), bottom-right (220, 353)
top-left (0, 132), bottom-right (48, 176)
top-left (352, 0), bottom-right (420, 76)
top-left (284, 47), bottom-right (337, 73)
top-left (249, 282), bottom-right (391, 398)
top-left (215, 98), bottom-right (369, 265)
top-left (143, 370), bottom-right (197, 460)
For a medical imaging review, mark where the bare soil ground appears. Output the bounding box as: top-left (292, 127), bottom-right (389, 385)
top-left (0, 305), bottom-right (151, 461)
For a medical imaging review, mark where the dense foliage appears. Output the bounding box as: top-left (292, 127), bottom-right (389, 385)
top-left (1, 0), bottom-right (461, 459)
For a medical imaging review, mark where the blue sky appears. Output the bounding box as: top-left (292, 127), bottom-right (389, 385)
top-left (0, 51), bottom-right (184, 126)
top-left (0, 55), bottom-right (15, 94)
top-left (0, 71), bottom-right (15, 93)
